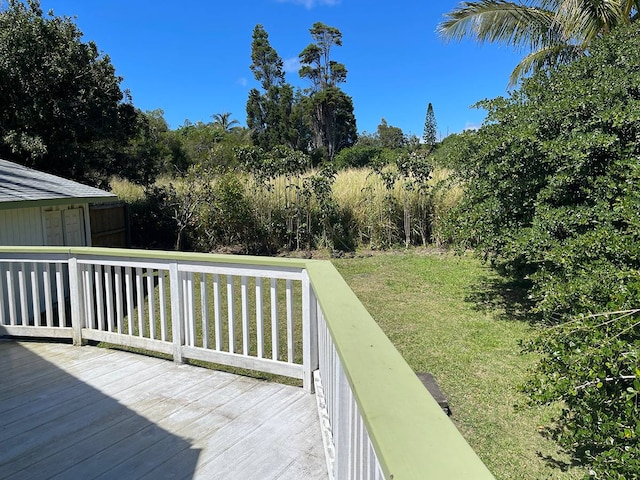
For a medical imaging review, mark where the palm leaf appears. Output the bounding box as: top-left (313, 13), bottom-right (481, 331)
top-left (508, 42), bottom-right (584, 86)
top-left (437, 1), bottom-right (559, 50)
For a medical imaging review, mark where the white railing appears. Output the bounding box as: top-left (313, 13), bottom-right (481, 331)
top-left (0, 247), bottom-right (495, 480)
top-left (0, 248), bottom-right (316, 390)
top-left (316, 305), bottom-right (384, 479)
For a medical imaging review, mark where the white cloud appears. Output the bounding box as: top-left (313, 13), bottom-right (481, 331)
top-left (283, 57), bottom-right (301, 73)
top-left (276, 0), bottom-right (340, 9)
top-left (464, 122), bottom-right (481, 131)
top-left (237, 77), bottom-right (248, 87)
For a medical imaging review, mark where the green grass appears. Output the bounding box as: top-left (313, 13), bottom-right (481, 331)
top-left (332, 250), bottom-right (583, 480)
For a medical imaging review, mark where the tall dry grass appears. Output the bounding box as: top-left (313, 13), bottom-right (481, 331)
top-left (109, 167), bottom-right (462, 251)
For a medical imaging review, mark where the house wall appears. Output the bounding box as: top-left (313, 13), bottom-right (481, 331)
top-left (0, 203), bottom-right (91, 324)
top-left (0, 206), bottom-right (44, 246)
top-left (0, 203), bottom-right (92, 247)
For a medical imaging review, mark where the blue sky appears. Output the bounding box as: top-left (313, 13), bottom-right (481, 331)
top-left (39, 0), bottom-right (524, 139)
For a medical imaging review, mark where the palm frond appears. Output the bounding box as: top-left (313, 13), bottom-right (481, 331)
top-left (556, 0), bottom-right (627, 41)
top-left (437, 1), bottom-right (558, 50)
top-left (508, 42), bottom-right (584, 86)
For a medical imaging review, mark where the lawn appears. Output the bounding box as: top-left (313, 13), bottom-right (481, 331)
top-left (332, 250), bottom-right (583, 480)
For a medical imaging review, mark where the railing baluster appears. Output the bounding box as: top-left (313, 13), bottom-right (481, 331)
top-left (18, 263), bottom-right (28, 326)
top-left (241, 276), bottom-right (249, 356)
top-left (201, 273), bottom-right (208, 348)
top-left (6, 264), bottom-right (16, 325)
top-left (30, 264), bottom-right (41, 326)
top-left (186, 272), bottom-right (195, 347)
top-left (0, 263), bottom-right (5, 325)
top-left (125, 266), bottom-right (134, 335)
top-left (286, 279), bottom-right (294, 363)
top-left (213, 273), bottom-right (222, 351)
top-left (43, 263), bottom-right (53, 327)
top-left (136, 267), bottom-right (145, 338)
top-left (158, 269), bottom-right (167, 341)
top-left (147, 268), bottom-right (156, 340)
top-left (105, 266), bottom-right (114, 332)
top-left (270, 278), bottom-right (278, 360)
top-left (55, 263), bottom-right (65, 327)
top-left (115, 266), bottom-right (123, 334)
top-left (84, 265), bottom-right (95, 329)
top-left (256, 277), bottom-right (264, 358)
top-left (227, 275), bottom-right (235, 353)
top-left (95, 265), bottom-right (104, 331)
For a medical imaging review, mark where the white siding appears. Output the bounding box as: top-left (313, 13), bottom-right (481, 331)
top-left (0, 207), bottom-right (44, 246)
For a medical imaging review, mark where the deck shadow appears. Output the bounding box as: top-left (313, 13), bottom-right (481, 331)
top-left (0, 338), bottom-right (201, 480)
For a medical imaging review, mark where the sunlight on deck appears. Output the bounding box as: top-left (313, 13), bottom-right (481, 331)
top-left (0, 341), bottom-right (326, 480)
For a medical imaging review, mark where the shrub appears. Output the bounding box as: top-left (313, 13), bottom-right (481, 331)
top-left (445, 22), bottom-right (640, 478)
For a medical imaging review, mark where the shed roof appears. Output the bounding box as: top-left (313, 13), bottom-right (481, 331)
top-left (0, 159), bottom-right (116, 209)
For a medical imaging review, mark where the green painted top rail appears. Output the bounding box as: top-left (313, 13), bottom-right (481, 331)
top-left (307, 261), bottom-right (495, 480)
top-left (0, 246), bottom-right (495, 479)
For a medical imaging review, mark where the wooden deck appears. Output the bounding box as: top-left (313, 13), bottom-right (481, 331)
top-left (0, 340), bottom-right (327, 480)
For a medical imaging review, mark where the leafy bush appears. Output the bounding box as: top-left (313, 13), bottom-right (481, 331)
top-left (445, 22), bottom-right (640, 478)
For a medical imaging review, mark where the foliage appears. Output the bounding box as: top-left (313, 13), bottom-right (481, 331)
top-left (246, 25), bottom-right (299, 150)
top-left (376, 118), bottom-right (406, 149)
top-left (333, 144), bottom-right (383, 169)
top-left (523, 310), bottom-right (640, 478)
top-left (128, 184), bottom-right (178, 250)
top-left (423, 102), bottom-right (437, 149)
top-left (445, 23), bottom-right (640, 477)
top-left (438, 0), bottom-right (640, 86)
top-left (298, 22), bottom-right (357, 161)
top-left (0, 0), bottom-right (138, 185)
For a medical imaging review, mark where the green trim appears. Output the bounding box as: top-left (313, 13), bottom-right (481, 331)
top-left (307, 261), bottom-right (495, 479)
top-left (0, 196), bottom-right (116, 211)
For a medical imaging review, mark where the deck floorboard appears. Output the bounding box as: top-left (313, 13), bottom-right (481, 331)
top-left (0, 340), bottom-right (327, 480)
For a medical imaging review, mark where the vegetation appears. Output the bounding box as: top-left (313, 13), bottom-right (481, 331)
top-left (438, 0), bottom-right (640, 85)
top-left (333, 252), bottom-right (582, 480)
top-left (423, 102), bottom-right (437, 149)
top-left (112, 164), bottom-right (459, 253)
top-left (0, 0), bottom-right (139, 186)
top-left (444, 23), bottom-right (640, 478)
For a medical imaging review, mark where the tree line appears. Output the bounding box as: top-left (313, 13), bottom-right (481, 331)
top-left (1, 1), bottom-right (439, 187)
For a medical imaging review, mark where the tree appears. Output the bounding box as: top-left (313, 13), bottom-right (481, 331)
top-left (445, 23), bottom-right (640, 477)
top-left (438, 0), bottom-right (640, 86)
top-left (0, 0), bottom-right (138, 185)
top-left (246, 25), bottom-right (297, 150)
top-left (211, 112), bottom-right (240, 132)
top-left (423, 103), bottom-right (437, 149)
top-left (298, 22), bottom-right (356, 160)
top-left (376, 119), bottom-right (405, 149)
top-left (299, 22), bottom-right (347, 91)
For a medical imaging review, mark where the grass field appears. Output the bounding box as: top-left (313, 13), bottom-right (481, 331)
top-left (332, 250), bottom-right (583, 480)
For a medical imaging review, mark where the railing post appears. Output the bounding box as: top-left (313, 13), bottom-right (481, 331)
top-left (169, 261), bottom-right (184, 363)
top-left (68, 254), bottom-right (85, 346)
top-left (302, 269), bottom-right (319, 392)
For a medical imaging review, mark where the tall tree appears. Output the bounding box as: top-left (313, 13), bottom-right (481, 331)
top-left (423, 103), bottom-right (437, 148)
top-left (0, 0), bottom-right (138, 185)
top-left (298, 22), bottom-right (356, 160)
top-left (246, 25), bottom-right (296, 150)
top-left (438, 0), bottom-right (640, 86)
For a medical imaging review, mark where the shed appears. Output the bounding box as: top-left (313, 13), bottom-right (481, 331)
top-left (0, 159), bottom-right (117, 247)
